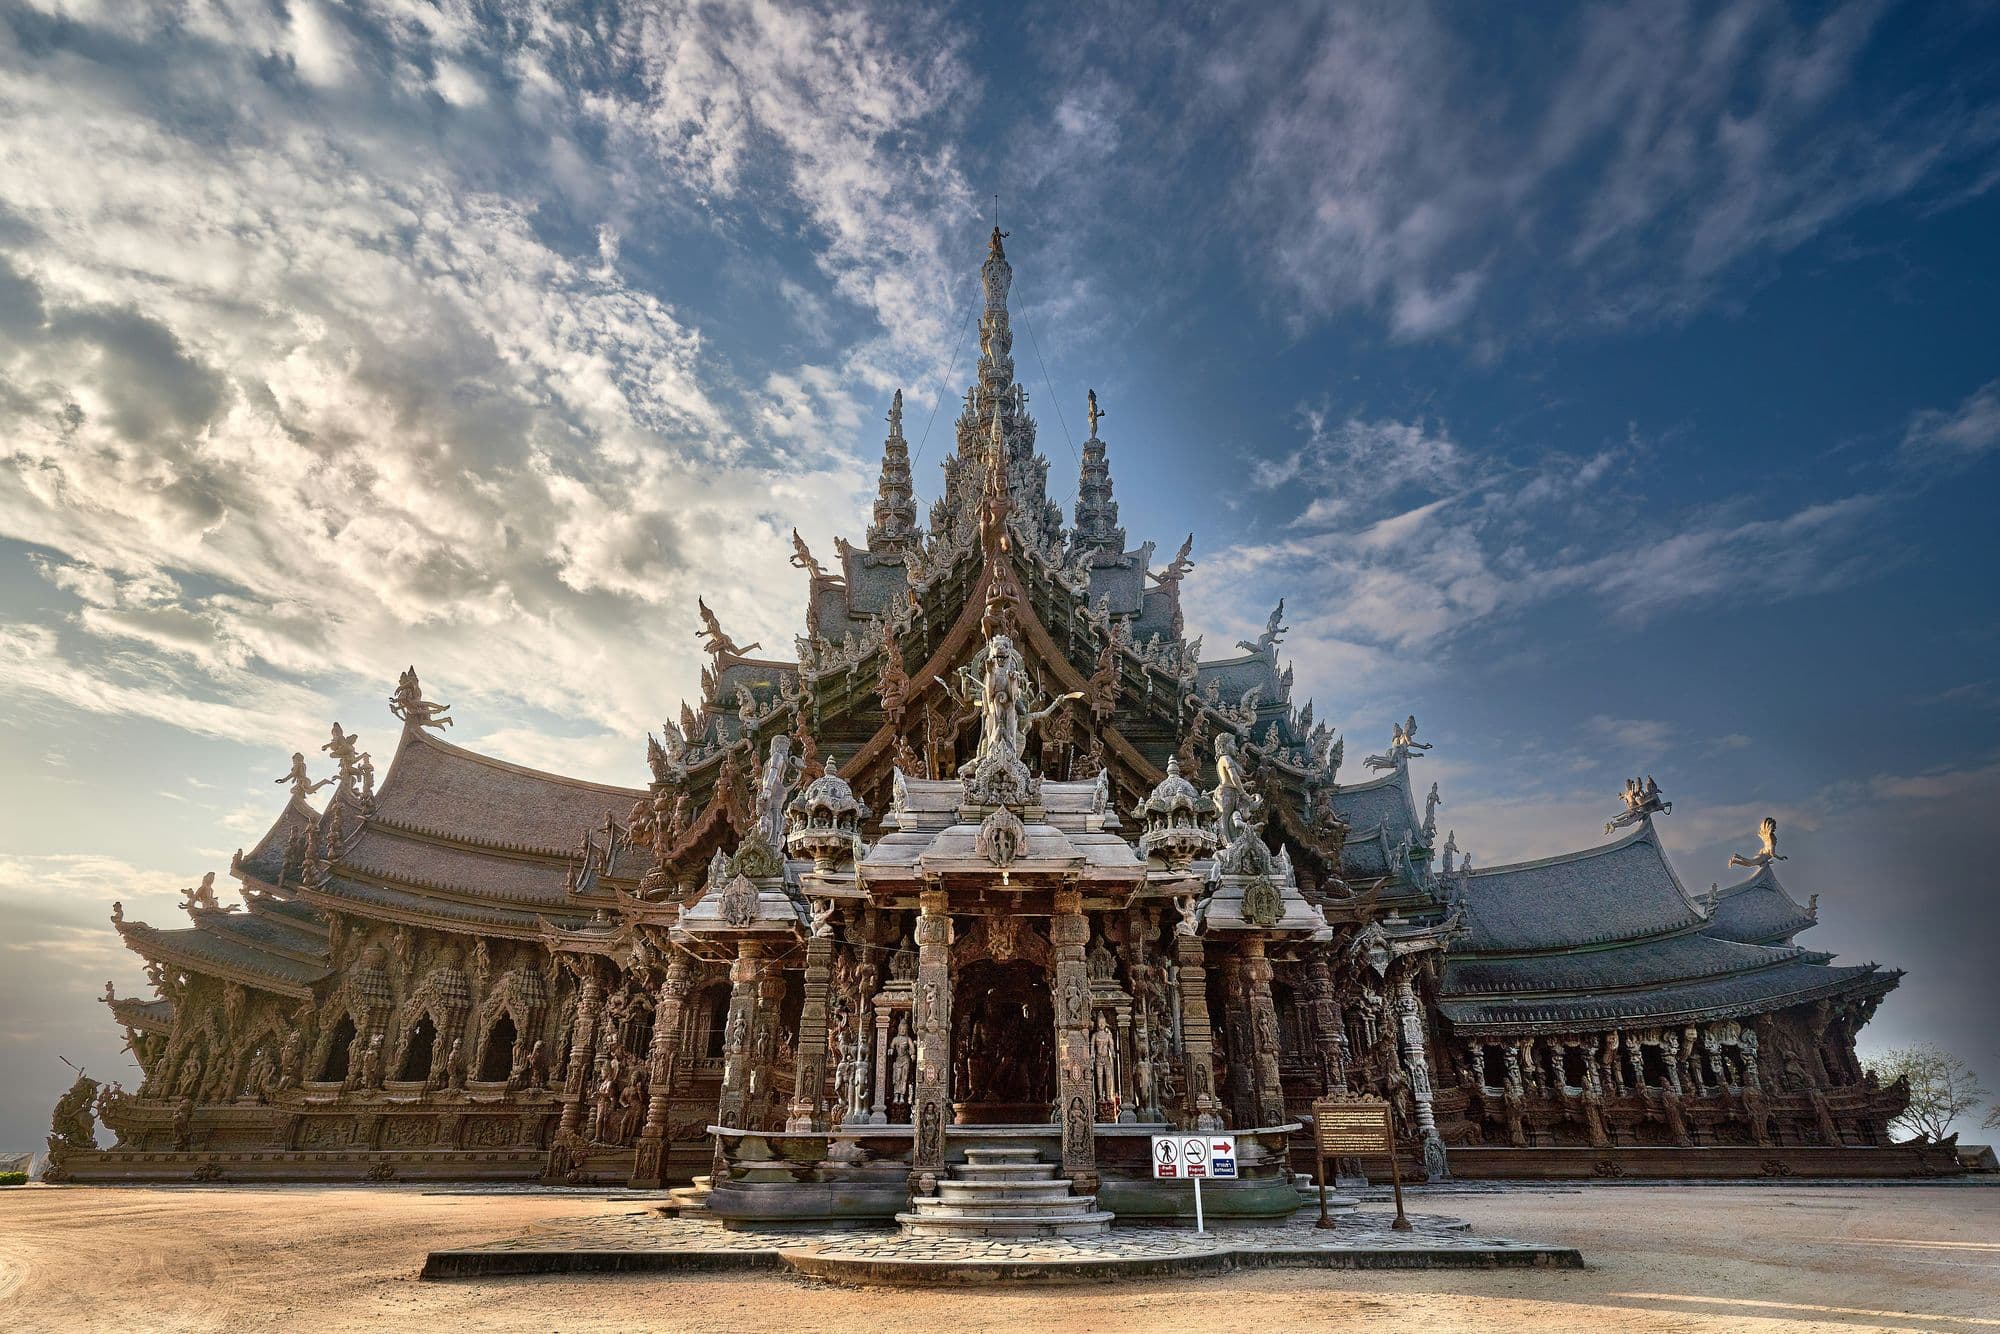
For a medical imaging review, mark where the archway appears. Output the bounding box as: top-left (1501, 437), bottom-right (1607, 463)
top-left (397, 1015), bottom-right (438, 1082)
top-left (479, 1013), bottom-right (518, 1082)
top-left (319, 1014), bottom-right (356, 1083)
top-left (952, 959), bottom-right (1053, 1123)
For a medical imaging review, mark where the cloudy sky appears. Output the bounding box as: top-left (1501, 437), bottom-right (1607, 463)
top-left (3, 0), bottom-right (1998, 1149)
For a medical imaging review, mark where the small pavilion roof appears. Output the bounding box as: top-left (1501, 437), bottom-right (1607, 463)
top-left (1700, 863), bottom-right (1818, 945)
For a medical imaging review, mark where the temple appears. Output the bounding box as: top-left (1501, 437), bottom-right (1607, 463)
top-left (46, 230), bottom-right (1952, 1213)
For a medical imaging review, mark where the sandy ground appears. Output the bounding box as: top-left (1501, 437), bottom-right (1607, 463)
top-left (1, 1183), bottom-right (1995, 1333)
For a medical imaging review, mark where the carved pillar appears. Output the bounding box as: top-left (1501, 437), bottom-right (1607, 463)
top-left (1050, 890), bottom-right (1098, 1192)
top-left (751, 957), bottom-right (786, 1129)
top-left (908, 890), bottom-right (953, 1192)
top-left (1114, 1008), bottom-right (1137, 1123)
top-left (711, 940), bottom-right (763, 1176)
top-left (870, 1001), bottom-right (892, 1124)
top-left (558, 963), bottom-right (603, 1137)
top-left (786, 935), bottom-right (835, 1131)
top-left (1240, 939), bottom-right (1287, 1127)
top-left (1173, 934), bottom-right (1224, 1131)
top-left (1306, 954), bottom-right (1349, 1095)
top-left (1394, 973), bottom-right (1449, 1180)
top-left (631, 947), bottom-right (693, 1187)
top-left (1218, 954), bottom-right (1255, 1124)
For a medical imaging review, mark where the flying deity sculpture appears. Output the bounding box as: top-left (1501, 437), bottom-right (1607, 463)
top-left (1364, 714), bottom-right (1433, 772)
top-left (389, 667), bottom-right (452, 731)
top-left (275, 752), bottom-right (331, 800)
top-left (696, 597), bottom-right (761, 658)
top-left (1728, 817), bottom-right (1788, 870)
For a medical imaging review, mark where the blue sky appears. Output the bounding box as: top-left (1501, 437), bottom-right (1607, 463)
top-left (2, 0), bottom-right (1998, 1148)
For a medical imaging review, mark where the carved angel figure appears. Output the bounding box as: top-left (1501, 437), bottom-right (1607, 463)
top-left (696, 597), bottom-right (761, 658)
top-left (789, 528), bottom-right (825, 579)
top-left (178, 872), bottom-right (220, 914)
top-left (1086, 388), bottom-right (1106, 438)
top-left (276, 752), bottom-right (332, 799)
top-left (389, 667), bottom-right (452, 730)
top-left (1728, 817), bottom-right (1788, 870)
top-left (939, 633), bottom-right (1080, 768)
top-left (1238, 598), bottom-right (1288, 658)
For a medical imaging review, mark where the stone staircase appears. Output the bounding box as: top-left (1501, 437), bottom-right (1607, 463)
top-left (896, 1146), bottom-right (1113, 1239)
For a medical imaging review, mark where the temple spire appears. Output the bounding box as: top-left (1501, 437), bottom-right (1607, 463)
top-left (1072, 388), bottom-right (1124, 552)
top-left (867, 388), bottom-right (918, 550)
top-left (977, 226), bottom-right (1015, 399)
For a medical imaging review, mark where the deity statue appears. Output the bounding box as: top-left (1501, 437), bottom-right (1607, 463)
top-left (178, 872), bottom-right (220, 914)
top-left (753, 734), bottom-right (802, 848)
top-left (941, 633), bottom-right (1080, 773)
top-left (1091, 1013), bottom-right (1118, 1106)
top-left (1212, 733), bottom-right (1254, 839)
top-left (1086, 388), bottom-right (1106, 438)
top-left (888, 1016), bottom-right (915, 1109)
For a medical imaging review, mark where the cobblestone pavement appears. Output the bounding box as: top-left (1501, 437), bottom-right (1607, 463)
top-left (427, 1207), bottom-right (1579, 1280)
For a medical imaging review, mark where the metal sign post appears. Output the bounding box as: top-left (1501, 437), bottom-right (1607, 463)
top-left (1153, 1133), bottom-right (1234, 1235)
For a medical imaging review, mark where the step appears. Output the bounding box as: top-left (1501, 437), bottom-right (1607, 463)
top-left (950, 1162), bottom-right (1059, 1182)
top-left (960, 1146), bottom-right (1047, 1165)
top-left (908, 1195), bottom-right (1102, 1220)
top-left (895, 1209), bottom-right (1114, 1239)
top-left (935, 1180), bottom-right (1078, 1205)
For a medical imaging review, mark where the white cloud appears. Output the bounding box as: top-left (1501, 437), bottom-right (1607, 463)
top-left (1902, 379), bottom-right (2000, 466)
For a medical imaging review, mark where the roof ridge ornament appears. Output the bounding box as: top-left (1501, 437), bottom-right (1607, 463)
top-left (1605, 775), bottom-right (1671, 834)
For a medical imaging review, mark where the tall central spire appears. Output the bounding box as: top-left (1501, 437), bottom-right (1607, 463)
top-left (977, 226), bottom-right (1015, 398)
top-left (868, 389), bottom-right (917, 551)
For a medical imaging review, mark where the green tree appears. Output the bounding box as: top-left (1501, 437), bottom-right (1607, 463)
top-left (1867, 1044), bottom-right (1988, 1141)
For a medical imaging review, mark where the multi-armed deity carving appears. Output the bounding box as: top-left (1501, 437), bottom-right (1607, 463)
top-left (939, 622), bottom-right (1080, 807)
top-left (389, 667), bottom-right (452, 731)
top-left (1606, 775), bottom-right (1672, 833)
top-left (1363, 714), bottom-right (1432, 772)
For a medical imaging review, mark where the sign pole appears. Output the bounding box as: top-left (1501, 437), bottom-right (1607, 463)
top-left (1388, 1105), bottom-right (1412, 1232)
top-left (1193, 1172), bottom-right (1204, 1234)
top-left (1316, 1138), bottom-right (1332, 1229)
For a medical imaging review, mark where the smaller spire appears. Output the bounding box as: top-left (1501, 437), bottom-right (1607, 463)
top-left (867, 388), bottom-right (918, 550)
top-left (1072, 388), bottom-right (1124, 551)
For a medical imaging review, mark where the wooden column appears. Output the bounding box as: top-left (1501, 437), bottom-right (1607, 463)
top-left (1241, 938), bottom-right (1287, 1127)
top-left (1306, 953), bottom-right (1349, 1094)
top-left (1221, 954), bottom-right (1256, 1124)
top-left (630, 948), bottom-right (693, 1187)
top-left (1394, 974), bottom-right (1449, 1179)
top-left (751, 957), bottom-right (786, 1129)
top-left (558, 963), bottom-right (603, 1137)
top-left (908, 889), bottom-right (953, 1192)
top-left (1173, 934), bottom-right (1224, 1131)
top-left (1050, 890), bottom-right (1098, 1192)
top-left (711, 940), bottom-right (763, 1177)
top-left (786, 935), bottom-right (835, 1131)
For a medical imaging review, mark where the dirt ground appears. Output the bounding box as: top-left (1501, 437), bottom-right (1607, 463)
top-left (1, 1183), bottom-right (1995, 1333)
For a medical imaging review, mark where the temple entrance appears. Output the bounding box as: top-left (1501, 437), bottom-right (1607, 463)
top-left (951, 959), bottom-right (1054, 1123)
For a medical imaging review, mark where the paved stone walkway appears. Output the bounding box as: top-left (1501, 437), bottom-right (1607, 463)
top-left (423, 1208), bottom-right (1582, 1284)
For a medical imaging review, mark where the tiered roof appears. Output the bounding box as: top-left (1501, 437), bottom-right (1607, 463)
top-left (1437, 819), bottom-right (1895, 1035)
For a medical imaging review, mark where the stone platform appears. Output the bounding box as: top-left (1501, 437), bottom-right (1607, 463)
top-left (422, 1208), bottom-right (1583, 1285)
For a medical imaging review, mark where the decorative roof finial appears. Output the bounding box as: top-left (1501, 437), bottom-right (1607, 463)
top-left (989, 225), bottom-right (1008, 260)
top-left (1086, 389), bottom-right (1104, 439)
top-left (1605, 775), bottom-right (1671, 834)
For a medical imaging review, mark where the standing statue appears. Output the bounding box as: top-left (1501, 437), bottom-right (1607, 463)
top-left (1212, 734), bottom-right (1254, 838)
top-left (277, 1025), bottom-right (304, 1091)
top-left (1091, 1014), bottom-right (1118, 1107)
top-left (941, 634), bottom-right (1080, 772)
top-left (1086, 388), bottom-right (1106, 438)
top-left (888, 1016), bottom-right (915, 1109)
top-left (357, 1033), bottom-right (383, 1090)
top-left (443, 1037), bottom-right (466, 1091)
top-left (754, 734), bottom-right (801, 848)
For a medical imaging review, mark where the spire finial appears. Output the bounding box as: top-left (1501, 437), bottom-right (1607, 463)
top-left (989, 224), bottom-right (1008, 260)
top-left (1086, 389), bottom-right (1104, 439)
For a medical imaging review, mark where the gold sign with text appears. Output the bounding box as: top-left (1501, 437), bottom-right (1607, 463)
top-left (1313, 1095), bottom-right (1393, 1156)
